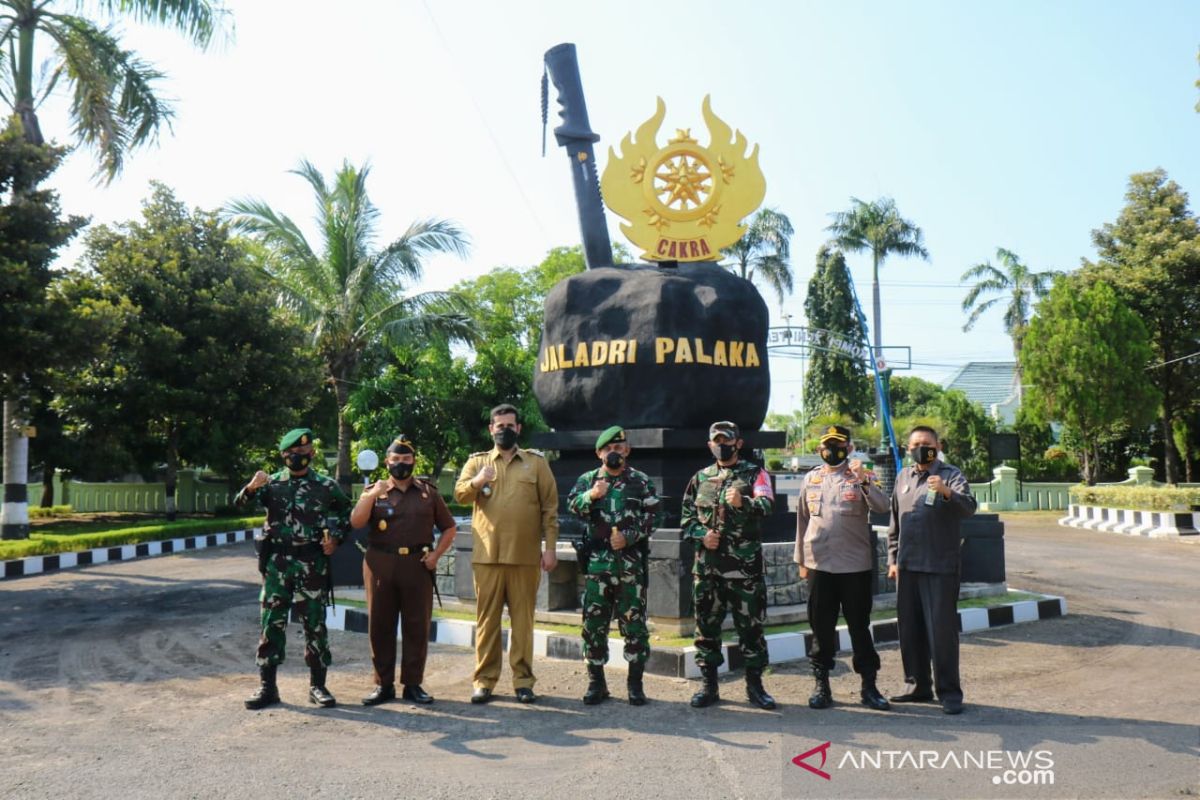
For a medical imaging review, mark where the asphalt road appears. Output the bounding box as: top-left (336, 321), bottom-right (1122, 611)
top-left (1, 513), bottom-right (1196, 799)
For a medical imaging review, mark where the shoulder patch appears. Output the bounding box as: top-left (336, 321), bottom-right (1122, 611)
top-left (469, 451), bottom-right (490, 458)
top-left (523, 448), bottom-right (545, 458)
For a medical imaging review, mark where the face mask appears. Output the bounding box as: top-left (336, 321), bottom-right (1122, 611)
top-left (910, 445), bottom-right (938, 465)
top-left (284, 452), bottom-right (310, 471)
top-left (820, 446), bottom-right (848, 467)
top-left (710, 442), bottom-right (737, 462)
top-left (388, 462), bottom-right (414, 480)
top-left (493, 427), bottom-right (519, 450)
top-left (604, 451), bottom-right (624, 470)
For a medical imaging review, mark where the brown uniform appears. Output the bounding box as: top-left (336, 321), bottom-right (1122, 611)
top-left (364, 478), bottom-right (456, 688)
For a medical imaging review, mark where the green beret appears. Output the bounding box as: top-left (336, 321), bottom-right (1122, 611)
top-left (279, 427), bottom-right (313, 451)
top-left (595, 425), bottom-right (626, 450)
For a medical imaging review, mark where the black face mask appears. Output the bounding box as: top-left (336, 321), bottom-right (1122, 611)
top-left (388, 462), bottom-right (414, 480)
top-left (820, 447), bottom-right (848, 467)
top-left (910, 445), bottom-right (938, 465)
top-left (604, 451), bottom-right (624, 470)
top-left (284, 452), bottom-right (310, 471)
top-left (710, 442), bottom-right (737, 462)
top-left (493, 427), bottom-right (519, 450)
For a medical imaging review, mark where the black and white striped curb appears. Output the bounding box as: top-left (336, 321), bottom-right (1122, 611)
top-left (1, 528), bottom-right (260, 579)
top-left (1059, 504), bottom-right (1199, 537)
top-left (323, 591), bottom-right (1068, 679)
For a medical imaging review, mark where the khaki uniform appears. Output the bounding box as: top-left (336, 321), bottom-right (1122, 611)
top-left (454, 447), bottom-right (559, 691)
top-left (794, 463), bottom-right (889, 674)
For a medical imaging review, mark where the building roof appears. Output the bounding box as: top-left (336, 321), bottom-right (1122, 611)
top-left (943, 361), bottom-right (1019, 408)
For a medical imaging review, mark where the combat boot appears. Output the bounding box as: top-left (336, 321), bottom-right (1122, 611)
top-left (745, 668), bottom-right (777, 710)
top-left (582, 664), bottom-right (609, 705)
top-left (244, 665), bottom-right (280, 710)
top-left (308, 666), bottom-right (337, 708)
top-left (860, 671), bottom-right (890, 711)
top-left (689, 664), bottom-right (720, 708)
top-left (627, 662), bottom-right (647, 706)
top-left (808, 663), bottom-right (833, 709)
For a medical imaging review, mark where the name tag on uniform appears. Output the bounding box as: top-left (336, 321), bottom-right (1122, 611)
top-left (842, 489), bottom-right (859, 502)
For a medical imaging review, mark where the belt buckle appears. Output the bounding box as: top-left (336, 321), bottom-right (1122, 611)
top-left (398, 546), bottom-right (410, 555)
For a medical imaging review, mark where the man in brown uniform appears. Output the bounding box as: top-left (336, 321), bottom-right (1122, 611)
top-left (454, 404), bottom-right (559, 704)
top-left (794, 425), bottom-right (891, 711)
top-left (351, 434), bottom-right (457, 706)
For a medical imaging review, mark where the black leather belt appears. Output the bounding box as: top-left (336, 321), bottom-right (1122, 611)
top-left (368, 542), bottom-right (433, 556)
top-left (277, 541), bottom-right (323, 559)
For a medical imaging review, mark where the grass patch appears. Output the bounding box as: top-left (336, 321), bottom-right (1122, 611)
top-left (0, 516), bottom-right (265, 560)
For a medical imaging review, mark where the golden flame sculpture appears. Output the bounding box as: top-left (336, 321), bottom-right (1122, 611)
top-left (601, 95), bottom-right (766, 262)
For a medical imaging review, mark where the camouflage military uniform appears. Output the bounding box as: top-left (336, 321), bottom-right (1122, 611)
top-left (681, 459), bottom-right (775, 670)
top-left (567, 466), bottom-right (659, 666)
top-left (236, 469), bottom-right (351, 668)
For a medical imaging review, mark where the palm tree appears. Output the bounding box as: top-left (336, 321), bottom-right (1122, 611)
top-left (228, 160), bottom-right (473, 487)
top-left (0, 0), bottom-right (229, 179)
top-left (721, 207), bottom-right (794, 305)
top-left (826, 196), bottom-right (929, 449)
top-left (961, 247), bottom-right (1057, 383)
top-left (0, 0), bottom-right (227, 539)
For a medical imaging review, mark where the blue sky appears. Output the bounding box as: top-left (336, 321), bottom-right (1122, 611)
top-left (38, 1), bottom-right (1200, 416)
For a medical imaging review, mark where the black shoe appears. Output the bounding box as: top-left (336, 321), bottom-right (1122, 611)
top-left (361, 684), bottom-right (395, 706)
top-left (808, 663), bottom-right (833, 710)
top-left (244, 665), bottom-right (280, 710)
top-left (890, 687), bottom-right (935, 703)
top-left (308, 666), bottom-right (336, 708)
top-left (402, 685), bottom-right (434, 704)
top-left (860, 673), bottom-right (891, 711)
top-left (582, 664), bottom-right (609, 705)
top-left (627, 662), bottom-right (647, 706)
top-left (942, 698), bottom-right (964, 715)
top-left (470, 686), bottom-right (494, 704)
top-left (515, 687), bottom-right (537, 704)
top-left (690, 665), bottom-right (720, 708)
top-left (745, 668), bottom-right (777, 710)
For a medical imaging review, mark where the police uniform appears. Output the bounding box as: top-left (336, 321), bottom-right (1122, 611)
top-left (362, 435), bottom-right (456, 705)
top-left (236, 427), bottom-right (351, 710)
top-left (794, 425), bottom-right (890, 710)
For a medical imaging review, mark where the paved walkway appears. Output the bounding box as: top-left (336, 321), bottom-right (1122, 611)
top-left (0, 512), bottom-right (1196, 799)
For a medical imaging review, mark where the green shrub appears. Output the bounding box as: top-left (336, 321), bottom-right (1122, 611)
top-left (1069, 485), bottom-right (1200, 511)
top-left (28, 505), bottom-right (73, 519)
top-left (0, 516), bottom-right (265, 561)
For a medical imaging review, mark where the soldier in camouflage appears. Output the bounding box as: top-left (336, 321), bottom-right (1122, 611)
top-left (235, 428), bottom-right (351, 710)
top-left (567, 426), bottom-right (660, 706)
top-left (681, 421), bottom-right (777, 710)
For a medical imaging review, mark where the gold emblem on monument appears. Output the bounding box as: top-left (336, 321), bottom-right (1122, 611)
top-left (601, 96), bottom-right (766, 262)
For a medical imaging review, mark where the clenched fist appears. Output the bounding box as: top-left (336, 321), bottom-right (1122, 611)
top-left (702, 529), bottom-right (720, 550)
top-left (724, 486), bottom-right (743, 508)
top-left (473, 463), bottom-right (497, 489)
top-left (247, 470), bottom-right (270, 491)
top-left (590, 480), bottom-right (610, 501)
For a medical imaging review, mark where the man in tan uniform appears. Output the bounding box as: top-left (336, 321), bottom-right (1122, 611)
top-left (795, 425), bottom-right (891, 711)
top-left (454, 404), bottom-right (559, 704)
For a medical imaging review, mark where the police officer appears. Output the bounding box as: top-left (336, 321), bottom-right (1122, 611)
top-left (794, 425), bottom-right (891, 710)
top-left (237, 428), bottom-right (351, 710)
top-left (350, 435), bottom-right (457, 706)
top-left (567, 426), bottom-right (660, 706)
top-left (681, 421), bottom-right (777, 710)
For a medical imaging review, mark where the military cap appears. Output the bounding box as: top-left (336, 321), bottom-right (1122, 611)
top-left (708, 420), bottom-right (740, 441)
top-left (819, 425), bottom-right (851, 444)
top-left (387, 434), bottom-right (415, 455)
top-left (595, 425), bottom-right (626, 450)
top-left (278, 427), bottom-right (313, 451)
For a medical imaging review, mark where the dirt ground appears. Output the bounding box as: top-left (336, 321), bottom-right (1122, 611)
top-left (1, 512), bottom-right (1196, 799)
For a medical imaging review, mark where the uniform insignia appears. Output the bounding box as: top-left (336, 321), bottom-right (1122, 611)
top-left (378, 520), bottom-right (387, 530)
top-left (470, 451), bottom-right (490, 458)
top-left (525, 448), bottom-right (545, 458)
top-left (842, 489), bottom-right (859, 501)
top-left (808, 472), bottom-right (823, 484)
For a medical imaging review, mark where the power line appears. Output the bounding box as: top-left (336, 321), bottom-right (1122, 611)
top-left (1145, 350), bottom-right (1200, 370)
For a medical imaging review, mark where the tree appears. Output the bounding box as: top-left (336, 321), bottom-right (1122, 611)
top-left (0, 123), bottom-right (86, 537)
top-left (0, 0), bottom-right (229, 178)
top-left (802, 245), bottom-right (871, 420)
top-left (888, 375), bottom-right (945, 418)
top-left (936, 389), bottom-right (996, 481)
top-left (59, 184), bottom-right (321, 518)
top-left (720, 207), bottom-right (794, 306)
top-left (228, 160), bottom-right (472, 487)
top-left (826, 196), bottom-right (928, 445)
top-left (1022, 277), bottom-right (1159, 484)
top-left (1080, 169), bottom-right (1200, 483)
top-left (960, 247), bottom-right (1057, 362)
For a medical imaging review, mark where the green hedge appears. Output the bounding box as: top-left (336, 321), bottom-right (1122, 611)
top-left (1069, 485), bottom-right (1200, 511)
top-left (0, 516), bottom-right (265, 561)
top-left (28, 505), bottom-right (73, 519)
